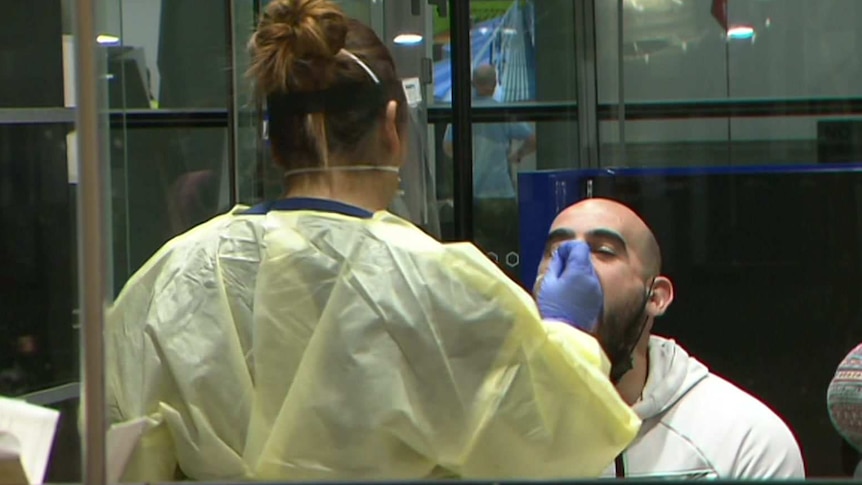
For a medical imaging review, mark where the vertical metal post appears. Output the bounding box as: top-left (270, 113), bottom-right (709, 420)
top-left (73, 0), bottom-right (107, 483)
top-left (450, 0), bottom-right (474, 241)
top-left (253, 0), bottom-right (267, 201)
top-left (616, 0), bottom-right (627, 165)
top-left (226, 0), bottom-right (240, 205)
top-left (574, 0), bottom-right (599, 168)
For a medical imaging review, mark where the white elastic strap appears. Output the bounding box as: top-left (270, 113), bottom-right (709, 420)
top-left (340, 49), bottom-right (380, 84)
top-left (284, 165), bottom-right (399, 178)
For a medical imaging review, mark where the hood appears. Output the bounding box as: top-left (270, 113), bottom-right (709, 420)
top-left (633, 335), bottom-right (709, 420)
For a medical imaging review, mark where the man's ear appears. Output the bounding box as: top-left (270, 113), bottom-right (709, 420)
top-left (647, 275), bottom-right (674, 318)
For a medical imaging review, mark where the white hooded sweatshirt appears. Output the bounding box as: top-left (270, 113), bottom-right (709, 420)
top-left (601, 336), bottom-right (805, 479)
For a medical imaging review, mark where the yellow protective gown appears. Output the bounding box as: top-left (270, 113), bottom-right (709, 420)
top-left (105, 205), bottom-right (640, 481)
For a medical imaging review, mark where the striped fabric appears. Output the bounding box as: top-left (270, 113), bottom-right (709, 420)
top-left (828, 343), bottom-right (862, 451)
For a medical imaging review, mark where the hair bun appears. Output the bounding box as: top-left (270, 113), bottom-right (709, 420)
top-left (249, 0), bottom-right (348, 94)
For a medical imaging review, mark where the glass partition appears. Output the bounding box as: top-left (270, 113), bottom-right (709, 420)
top-left (1, 0), bottom-right (240, 480)
top-left (232, 0), bottom-right (263, 205)
top-left (431, 0), bottom-right (581, 277)
top-left (585, 0), bottom-right (862, 477)
top-left (596, 0), bottom-right (862, 169)
top-left (586, 168), bottom-right (862, 477)
top-left (110, 0), bottom-right (231, 110)
top-left (431, 0), bottom-right (580, 107)
top-left (109, 0), bottom-right (235, 289)
top-left (0, 1), bottom-right (86, 481)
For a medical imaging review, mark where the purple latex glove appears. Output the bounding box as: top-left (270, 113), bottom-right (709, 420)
top-left (537, 240), bottom-right (604, 331)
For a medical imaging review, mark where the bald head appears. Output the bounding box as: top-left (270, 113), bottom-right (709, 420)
top-left (550, 198), bottom-right (661, 278)
top-left (472, 64), bottom-right (497, 94)
top-left (535, 198), bottom-right (674, 392)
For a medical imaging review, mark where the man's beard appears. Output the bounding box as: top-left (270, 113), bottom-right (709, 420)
top-left (595, 293), bottom-right (650, 384)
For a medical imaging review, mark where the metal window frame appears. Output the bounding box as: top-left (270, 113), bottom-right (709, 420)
top-left (73, 0), bottom-right (108, 483)
top-left (225, 0), bottom-right (240, 206)
top-left (574, 0), bottom-right (600, 169)
top-left (449, 0), bottom-right (474, 241)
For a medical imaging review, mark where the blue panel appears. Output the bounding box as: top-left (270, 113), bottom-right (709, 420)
top-left (517, 170), bottom-right (589, 289)
top-left (517, 162), bottom-right (862, 289)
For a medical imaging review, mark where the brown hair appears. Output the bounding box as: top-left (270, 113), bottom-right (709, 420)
top-left (248, 0), bottom-right (407, 175)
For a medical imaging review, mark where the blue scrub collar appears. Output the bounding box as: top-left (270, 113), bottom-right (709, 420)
top-left (241, 197), bottom-right (374, 219)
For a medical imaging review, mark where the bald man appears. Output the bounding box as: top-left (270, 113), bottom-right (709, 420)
top-left (535, 198), bottom-right (805, 479)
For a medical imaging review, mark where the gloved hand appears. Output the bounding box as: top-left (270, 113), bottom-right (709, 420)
top-left (537, 240), bottom-right (604, 332)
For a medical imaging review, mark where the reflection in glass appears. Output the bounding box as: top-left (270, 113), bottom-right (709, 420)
top-left (233, 0), bottom-right (263, 205)
top-left (444, 104), bottom-right (535, 278)
top-left (599, 0), bottom-right (862, 104)
top-left (0, 2), bottom-right (65, 108)
top-left (0, 124), bottom-right (75, 396)
top-left (438, 118), bottom-right (585, 280)
top-left (432, 0), bottom-right (578, 106)
top-left (431, 0), bottom-right (581, 276)
top-left (589, 169), bottom-right (862, 476)
top-left (600, 115), bottom-right (862, 169)
top-left (600, 119), bottom-right (731, 168)
top-left (111, 0), bottom-right (229, 110)
top-left (111, 127), bottom-right (231, 292)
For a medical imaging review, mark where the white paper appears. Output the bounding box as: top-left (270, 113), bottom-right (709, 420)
top-left (62, 35), bottom-right (76, 108)
top-left (66, 131), bottom-right (78, 185)
top-left (0, 432), bottom-right (27, 485)
top-left (0, 398), bottom-right (60, 485)
top-left (106, 417), bottom-right (152, 484)
top-left (401, 77), bottom-right (423, 107)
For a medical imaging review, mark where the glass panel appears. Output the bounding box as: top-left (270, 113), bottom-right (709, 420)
top-left (453, 120), bottom-right (576, 283)
top-left (110, 0), bottom-right (230, 110)
top-left (0, 123), bottom-right (76, 393)
top-left (233, 0), bottom-right (262, 205)
top-left (589, 168), bottom-right (861, 478)
top-left (600, 118), bottom-right (731, 167)
top-left (107, 0), bottom-right (234, 291)
top-left (593, 0), bottom-right (862, 478)
top-left (604, 116), bottom-right (862, 168)
top-left (599, 0), bottom-right (862, 103)
top-left (596, 0), bottom-right (724, 103)
top-left (432, 0), bottom-right (579, 106)
top-left (0, 0), bottom-right (82, 482)
top-left (0, 4), bottom-right (67, 108)
top-left (0, 0), bottom-right (124, 480)
top-left (378, 0), bottom-right (441, 236)
top-left (334, 0), bottom-right (374, 22)
top-left (433, 122), bottom-right (456, 240)
top-left (111, 127), bottom-right (231, 291)
top-left (434, 0), bottom-right (581, 278)
top-left (233, 0), bottom-right (283, 206)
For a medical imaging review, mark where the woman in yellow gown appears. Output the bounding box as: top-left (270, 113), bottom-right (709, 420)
top-left (104, 0), bottom-right (640, 480)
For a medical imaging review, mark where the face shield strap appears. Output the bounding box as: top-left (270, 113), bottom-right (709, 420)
top-left (609, 277), bottom-right (657, 384)
top-left (262, 48), bottom-right (411, 141)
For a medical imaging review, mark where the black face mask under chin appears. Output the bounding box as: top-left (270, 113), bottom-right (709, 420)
top-left (601, 279), bottom-right (656, 384)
